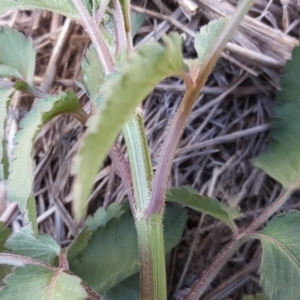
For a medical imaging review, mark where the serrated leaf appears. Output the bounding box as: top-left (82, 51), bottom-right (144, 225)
top-left (0, 265), bottom-right (87, 300)
top-left (0, 27), bottom-right (36, 85)
top-left (70, 205), bottom-right (187, 294)
top-left (66, 227), bottom-right (92, 263)
top-left (0, 1), bottom-right (79, 20)
top-left (243, 294), bottom-right (269, 300)
top-left (0, 222), bottom-right (11, 252)
top-left (7, 91), bottom-right (83, 233)
top-left (195, 17), bottom-right (229, 65)
top-left (81, 45), bottom-right (105, 105)
top-left (0, 266), bottom-right (11, 287)
top-left (85, 202), bottom-right (126, 231)
top-left (0, 66), bottom-right (20, 80)
top-left (252, 45), bottom-right (300, 188)
top-left (101, 12), bottom-right (116, 59)
top-left (105, 273), bottom-right (139, 300)
top-left (258, 210), bottom-right (300, 300)
top-left (166, 187), bottom-right (240, 230)
top-left (131, 12), bottom-right (145, 37)
top-left (72, 33), bottom-right (185, 220)
top-left (68, 203), bottom-right (128, 262)
top-left (0, 88), bottom-right (12, 181)
top-left (0, 253), bottom-right (52, 267)
top-left (5, 226), bottom-right (60, 265)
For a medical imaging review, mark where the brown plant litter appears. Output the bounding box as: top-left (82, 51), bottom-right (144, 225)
top-left (1, 0), bottom-right (300, 298)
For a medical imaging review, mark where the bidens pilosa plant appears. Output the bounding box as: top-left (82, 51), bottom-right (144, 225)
top-left (0, 0), bottom-right (299, 299)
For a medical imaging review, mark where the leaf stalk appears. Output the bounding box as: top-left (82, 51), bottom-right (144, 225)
top-left (184, 174), bottom-right (298, 299)
top-left (72, 0), bottom-right (114, 74)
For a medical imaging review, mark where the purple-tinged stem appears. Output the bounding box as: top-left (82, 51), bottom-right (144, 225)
top-left (183, 235), bottom-right (249, 300)
top-left (146, 86), bottom-right (197, 216)
top-left (72, 0), bottom-right (114, 74)
top-left (95, 0), bottom-right (110, 25)
top-left (147, 0), bottom-right (255, 216)
top-left (109, 144), bottom-right (135, 211)
top-left (111, 0), bottom-right (127, 59)
top-left (183, 181), bottom-right (296, 299)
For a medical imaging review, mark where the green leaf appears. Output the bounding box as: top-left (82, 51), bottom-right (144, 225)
top-left (5, 226), bottom-right (60, 265)
top-left (258, 210), bottom-right (300, 300)
top-left (0, 253), bottom-right (38, 266)
top-left (66, 227), bottom-right (92, 263)
top-left (0, 66), bottom-right (20, 80)
top-left (85, 202), bottom-right (126, 231)
top-left (70, 205), bottom-right (187, 294)
top-left (0, 222), bottom-right (11, 252)
top-left (252, 45), bottom-right (300, 188)
top-left (131, 12), bottom-right (145, 37)
top-left (0, 265), bottom-right (87, 300)
top-left (105, 273), bottom-right (139, 300)
top-left (0, 1), bottom-right (79, 20)
top-left (243, 294), bottom-right (269, 300)
top-left (0, 88), bottom-right (12, 181)
top-left (166, 187), bottom-right (240, 230)
top-left (195, 17), bottom-right (229, 65)
top-left (0, 27), bottom-right (36, 85)
top-left (7, 91), bottom-right (83, 234)
top-left (0, 266), bottom-right (12, 287)
top-left (13, 80), bottom-right (44, 99)
top-left (72, 33), bottom-right (185, 220)
top-left (81, 45), bottom-right (105, 105)
top-left (0, 253), bottom-right (55, 267)
top-left (101, 12), bottom-right (116, 60)
top-left (68, 202), bottom-right (128, 262)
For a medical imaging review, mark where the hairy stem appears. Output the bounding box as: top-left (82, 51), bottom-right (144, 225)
top-left (112, 0), bottom-right (127, 59)
top-left (72, 0), bottom-right (114, 74)
top-left (108, 144), bottom-right (134, 209)
top-left (123, 94), bottom-right (165, 300)
top-left (136, 214), bottom-right (167, 300)
top-left (183, 235), bottom-right (250, 300)
top-left (146, 86), bottom-right (196, 216)
top-left (183, 181), bottom-right (295, 299)
top-left (148, 0), bottom-right (255, 216)
top-left (123, 112), bottom-right (153, 212)
top-left (111, 3), bottom-right (166, 298)
top-left (245, 178), bottom-right (299, 233)
top-left (81, 281), bottom-right (105, 300)
top-left (95, 0), bottom-right (110, 24)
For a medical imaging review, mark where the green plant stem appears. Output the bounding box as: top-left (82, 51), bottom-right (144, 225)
top-left (148, 0), bottom-right (255, 216)
top-left (123, 114), bottom-right (168, 300)
top-left (136, 214), bottom-right (167, 300)
top-left (123, 112), bottom-right (153, 212)
top-left (113, 3), bottom-right (167, 297)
